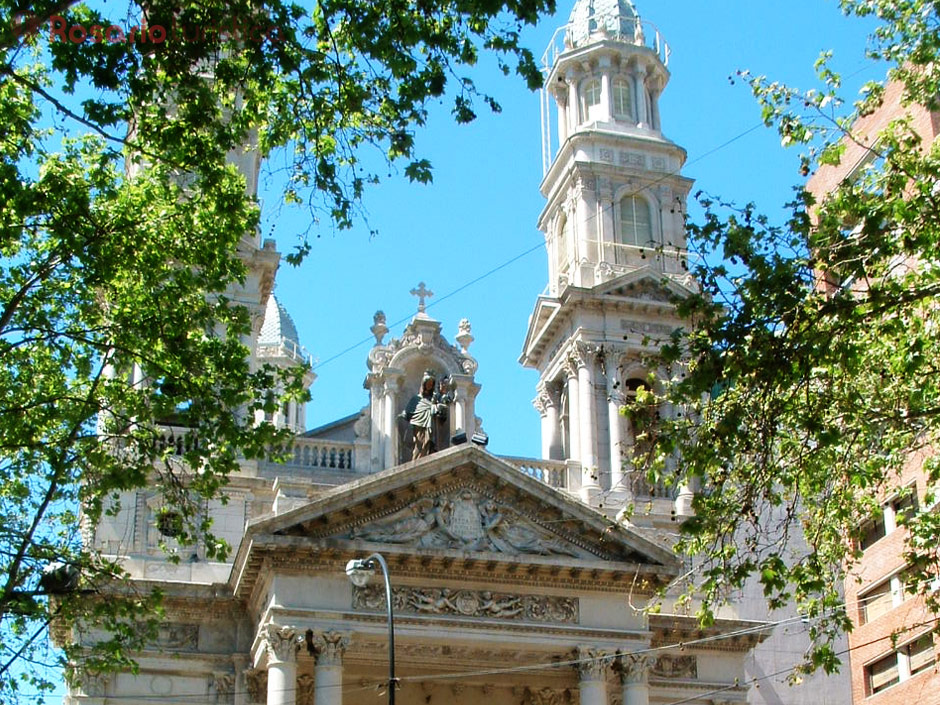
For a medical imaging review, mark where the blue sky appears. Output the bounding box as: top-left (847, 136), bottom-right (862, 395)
top-left (262, 0), bottom-right (882, 458)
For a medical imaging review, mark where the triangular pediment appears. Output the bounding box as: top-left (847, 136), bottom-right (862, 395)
top-left (594, 268), bottom-right (696, 301)
top-left (243, 445), bottom-right (679, 571)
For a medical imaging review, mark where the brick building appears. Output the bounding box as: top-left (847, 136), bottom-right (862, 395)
top-left (806, 83), bottom-right (940, 703)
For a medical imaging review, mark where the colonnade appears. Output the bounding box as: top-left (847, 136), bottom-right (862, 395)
top-left (251, 625), bottom-right (655, 705)
top-left (534, 343), bottom-right (636, 502)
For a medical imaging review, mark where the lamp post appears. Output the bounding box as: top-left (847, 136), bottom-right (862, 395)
top-left (345, 553), bottom-right (396, 705)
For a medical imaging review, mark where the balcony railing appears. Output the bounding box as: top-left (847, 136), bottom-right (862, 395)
top-left (283, 437), bottom-right (355, 471)
top-left (501, 456), bottom-right (568, 490)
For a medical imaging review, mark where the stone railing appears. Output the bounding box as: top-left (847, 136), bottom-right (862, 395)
top-left (284, 437), bottom-right (355, 471)
top-left (501, 457), bottom-right (568, 490)
top-left (541, 19), bottom-right (670, 71)
top-left (256, 336), bottom-right (313, 366)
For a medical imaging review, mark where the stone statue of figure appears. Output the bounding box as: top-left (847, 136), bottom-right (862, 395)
top-left (402, 370), bottom-right (452, 460)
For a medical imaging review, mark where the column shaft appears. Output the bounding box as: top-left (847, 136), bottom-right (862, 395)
top-left (566, 372), bottom-right (581, 460)
top-left (267, 661), bottom-right (296, 705)
top-left (383, 383), bottom-right (397, 468)
top-left (579, 362), bottom-right (598, 498)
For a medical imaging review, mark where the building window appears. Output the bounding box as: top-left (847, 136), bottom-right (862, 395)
top-left (866, 634), bottom-right (936, 695)
top-left (859, 510), bottom-right (886, 550)
top-left (580, 78), bottom-right (601, 122)
top-left (612, 78), bottom-right (633, 120)
top-left (867, 652), bottom-right (899, 694)
top-left (859, 579), bottom-right (894, 625)
top-left (619, 195), bottom-right (653, 248)
top-left (908, 634), bottom-right (935, 676)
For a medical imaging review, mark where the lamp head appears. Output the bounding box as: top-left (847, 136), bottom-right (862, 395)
top-left (345, 558), bottom-right (375, 587)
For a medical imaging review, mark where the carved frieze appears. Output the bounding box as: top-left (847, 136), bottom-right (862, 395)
top-left (155, 623), bottom-right (199, 651)
top-left (345, 489), bottom-right (585, 557)
top-left (523, 687), bottom-right (574, 705)
top-left (353, 584), bottom-right (578, 623)
top-left (651, 654), bottom-right (697, 679)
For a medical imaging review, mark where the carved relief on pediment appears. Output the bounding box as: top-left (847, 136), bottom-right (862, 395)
top-left (353, 584), bottom-right (578, 623)
top-left (342, 488), bottom-right (588, 558)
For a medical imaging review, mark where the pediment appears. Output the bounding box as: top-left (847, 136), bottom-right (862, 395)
top-left (244, 445), bottom-right (679, 571)
top-left (594, 269), bottom-right (696, 302)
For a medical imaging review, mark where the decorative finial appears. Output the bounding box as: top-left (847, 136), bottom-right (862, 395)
top-left (456, 318), bottom-right (474, 353)
top-left (410, 281), bottom-right (434, 313)
top-left (371, 310), bottom-right (388, 345)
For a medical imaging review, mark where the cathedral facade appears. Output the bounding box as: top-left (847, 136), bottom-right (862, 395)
top-left (68, 3), bottom-right (847, 705)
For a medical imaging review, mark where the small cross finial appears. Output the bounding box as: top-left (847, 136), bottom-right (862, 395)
top-left (410, 281), bottom-right (434, 313)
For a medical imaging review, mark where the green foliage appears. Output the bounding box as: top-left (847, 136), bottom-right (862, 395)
top-left (643, 0), bottom-right (940, 671)
top-left (0, 0), bottom-right (552, 698)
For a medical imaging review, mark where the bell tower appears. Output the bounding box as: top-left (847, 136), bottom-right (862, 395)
top-left (521, 0), bottom-right (696, 516)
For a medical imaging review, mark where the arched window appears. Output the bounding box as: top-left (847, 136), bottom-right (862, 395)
top-left (580, 78), bottom-right (601, 122)
top-left (619, 195), bottom-right (653, 248)
top-left (612, 78), bottom-right (633, 121)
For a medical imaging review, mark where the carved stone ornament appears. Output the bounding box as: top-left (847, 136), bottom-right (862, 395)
top-left (310, 631), bottom-right (350, 666)
top-left (577, 647), bottom-right (613, 681)
top-left (353, 584), bottom-right (578, 623)
top-left (345, 489), bottom-right (586, 557)
top-left (626, 280), bottom-right (673, 303)
top-left (297, 674), bottom-right (315, 705)
top-left (651, 654), bottom-right (697, 679)
top-left (263, 624), bottom-right (304, 663)
top-left (371, 310), bottom-right (389, 345)
top-left (617, 653), bottom-right (656, 684)
top-left (245, 669), bottom-right (267, 703)
top-left (210, 672), bottom-right (235, 704)
top-left (79, 672), bottom-right (110, 698)
top-left (353, 408), bottom-right (371, 439)
top-left (523, 687), bottom-right (573, 705)
top-left (155, 623), bottom-right (199, 651)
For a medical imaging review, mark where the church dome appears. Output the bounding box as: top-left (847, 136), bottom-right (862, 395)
top-left (566, 0), bottom-right (638, 48)
top-left (258, 293), bottom-right (301, 348)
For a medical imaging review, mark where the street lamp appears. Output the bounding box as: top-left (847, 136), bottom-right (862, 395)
top-left (345, 553), bottom-right (397, 705)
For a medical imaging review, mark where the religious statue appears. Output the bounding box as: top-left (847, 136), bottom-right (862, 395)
top-left (402, 370), bottom-right (452, 460)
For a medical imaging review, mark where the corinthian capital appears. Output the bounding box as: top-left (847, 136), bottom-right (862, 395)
top-left (310, 630), bottom-right (350, 666)
top-left (576, 646), bottom-right (613, 682)
top-left (262, 624), bottom-right (304, 663)
top-left (617, 653), bottom-right (655, 684)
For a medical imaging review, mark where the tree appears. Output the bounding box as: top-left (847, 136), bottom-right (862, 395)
top-left (0, 0), bottom-right (552, 699)
top-left (644, 0), bottom-right (940, 673)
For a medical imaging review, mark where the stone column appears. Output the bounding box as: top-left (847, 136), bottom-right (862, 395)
top-left (619, 654), bottom-right (653, 705)
top-left (383, 376), bottom-right (400, 468)
top-left (606, 354), bottom-right (625, 493)
top-left (599, 67), bottom-right (611, 120)
top-left (263, 625), bottom-right (304, 705)
top-left (577, 647), bottom-right (611, 705)
top-left (566, 70), bottom-right (578, 130)
top-left (634, 66), bottom-right (648, 127)
top-left (555, 89), bottom-right (569, 144)
top-left (574, 343), bottom-right (599, 500)
top-left (311, 631), bottom-right (350, 705)
top-left (534, 381), bottom-right (561, 460)
top-left (565, 358), bottom-right (581, 461)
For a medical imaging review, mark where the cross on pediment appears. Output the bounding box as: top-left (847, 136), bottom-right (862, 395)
top-left (410, 281), bottom-right (434, 313)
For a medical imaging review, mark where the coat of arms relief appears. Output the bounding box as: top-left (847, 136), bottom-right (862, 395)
top-left (343, 488), bottom-right (587, 558)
